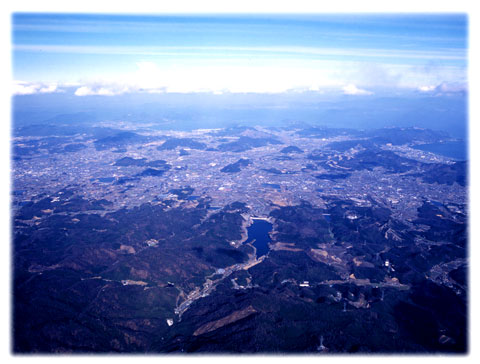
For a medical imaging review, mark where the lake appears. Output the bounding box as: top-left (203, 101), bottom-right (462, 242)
top-left (246, 219), bottom-right (273, 258)
top-left (413, 141), bottom-right (467, 161)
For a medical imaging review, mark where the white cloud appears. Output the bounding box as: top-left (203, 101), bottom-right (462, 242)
top-left (39, 84), bottom-right (58, 93)
top-left (417, 82), bottom-right (466, 94)
top-left (74, 86), bottom-right (94, 96)
top-left (12, 81), bottom-right (62, 95)
top-left (12, 81), bottom-right (39, 95)
top-left (418, 85), bottom-right (436, 92)
top-left (342, 84), bottom-right (373, 95)
top-left (74, 84), bottom-right (131, 96)
top-left (133, 62), bottom-right (343, 94)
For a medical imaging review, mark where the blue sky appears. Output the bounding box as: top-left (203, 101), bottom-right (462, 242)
top-left (12, 13), bottom-right (468, 95)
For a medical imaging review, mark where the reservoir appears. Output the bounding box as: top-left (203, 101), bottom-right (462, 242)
top-left (97, 177), bottom-right (116, 183)
top-left (413, 141), bottom-right (467, 161)
top-left (261, 183), bottom-right (281, 191)
top-left (246, 219), bottom-right (273, 258)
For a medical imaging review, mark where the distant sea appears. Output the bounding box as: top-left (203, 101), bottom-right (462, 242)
top-left (413, 141), bottom-right (467, 161)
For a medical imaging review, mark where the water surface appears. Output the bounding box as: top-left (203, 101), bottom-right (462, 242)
top-left (246, 220), bottom-right (273, 258)
top-left (413, 141), bottom-right (467, 161)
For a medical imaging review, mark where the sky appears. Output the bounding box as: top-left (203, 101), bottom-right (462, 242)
top-left (12, 13), bottom-right (467, 95)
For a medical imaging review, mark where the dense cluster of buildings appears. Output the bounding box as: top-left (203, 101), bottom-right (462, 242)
top-left (12, 127), bottom-right (465, 224)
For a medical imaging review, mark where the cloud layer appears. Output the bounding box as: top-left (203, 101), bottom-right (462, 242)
top-left (12, 61), bottom-right (466, 97)
top-left (12, 79), bottom-right (467, 97)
